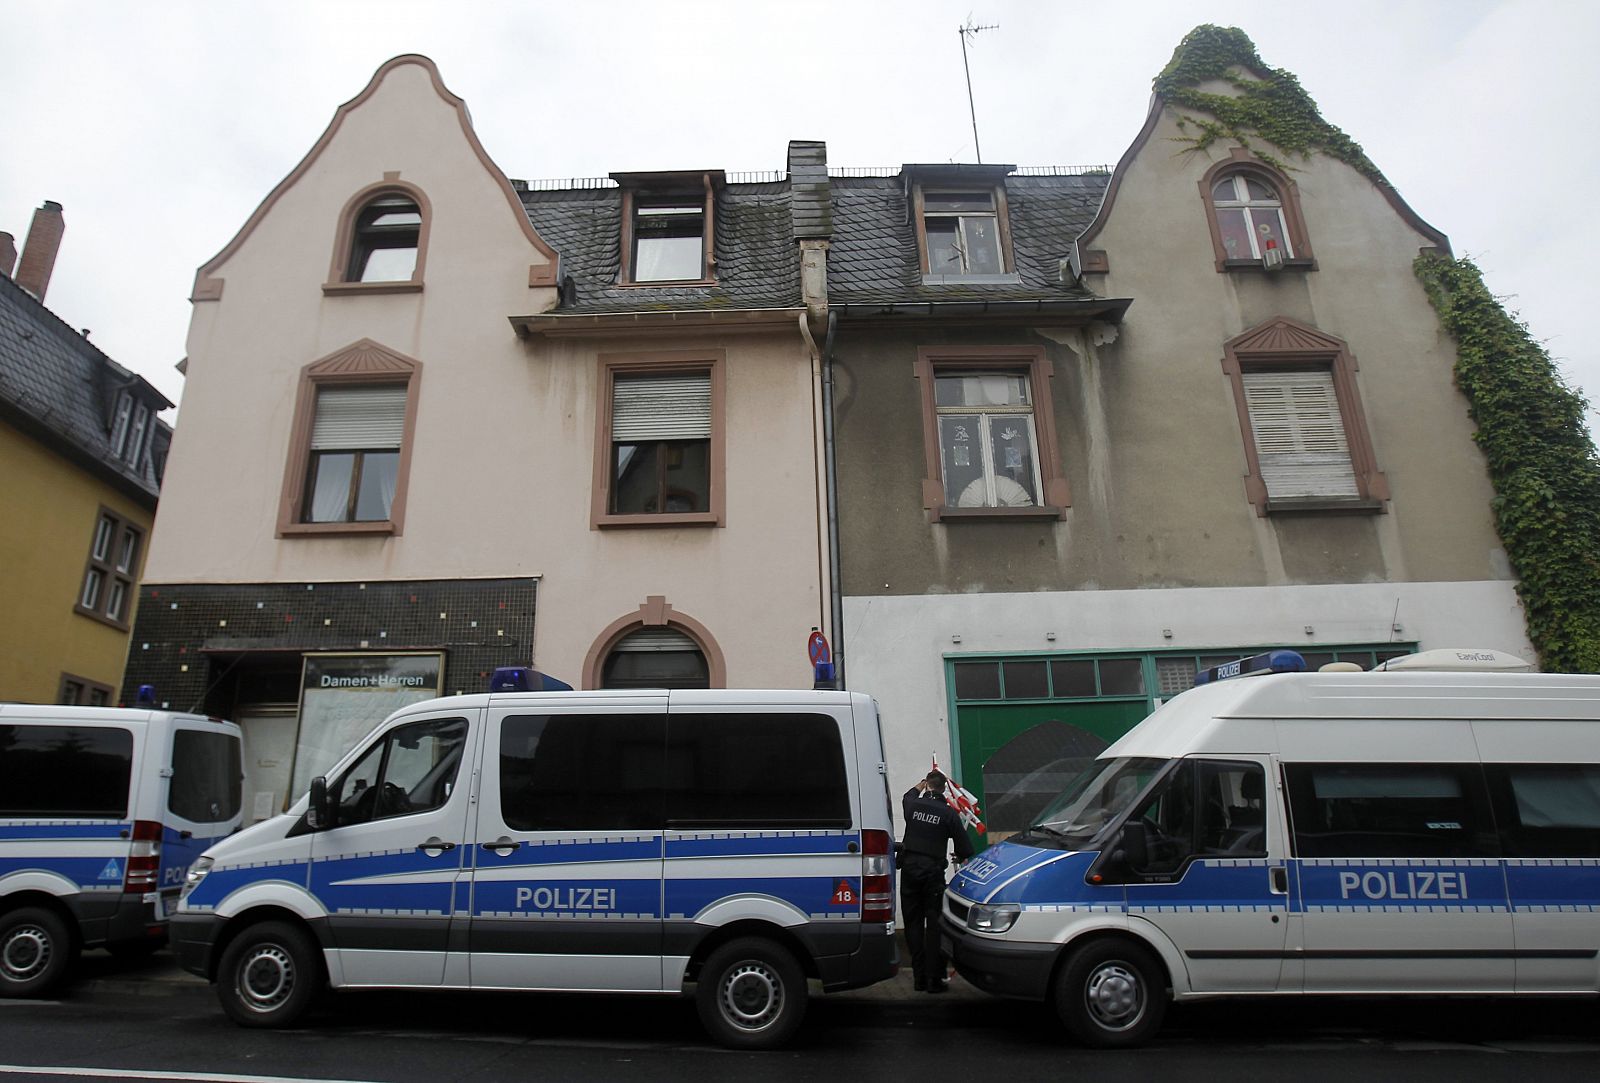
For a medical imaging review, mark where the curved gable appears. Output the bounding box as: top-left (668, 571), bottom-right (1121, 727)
top-left (192, 54), bottom-right (556, 302)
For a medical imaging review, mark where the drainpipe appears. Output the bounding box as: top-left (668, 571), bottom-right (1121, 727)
top-left (821, 310), bottom-right (844, 688)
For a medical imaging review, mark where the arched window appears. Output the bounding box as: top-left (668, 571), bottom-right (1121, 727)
top-left (1199, 152), bottom-right (1314, 272)
top-left (1211, 173), bottom-right (1291, 262)
top-left (347, 195), bottom-right (421, 282)
top-left (325, 182), bottom-right (431, 294)
top-left (600, 627), bottom-right (709, 690)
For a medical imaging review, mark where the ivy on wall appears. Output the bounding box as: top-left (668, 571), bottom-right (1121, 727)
top-left (1154, 24), bottom-right (1379, 178)
top-left (1152, 24), bottom-right (1600, 671)
top-left (1416, 255), bottom-right (1600, 673)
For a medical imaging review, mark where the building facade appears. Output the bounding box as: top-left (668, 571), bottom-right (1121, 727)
top-left (0, 202), bottom-right (172, 704)
top-left (825, 56), bottom-right (1529, 834)
top-left (129, 57), bottom-right (835, 822)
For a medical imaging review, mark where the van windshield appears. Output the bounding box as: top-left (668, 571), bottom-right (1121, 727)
top-left (1017, 757), bottom-right (1170, 848)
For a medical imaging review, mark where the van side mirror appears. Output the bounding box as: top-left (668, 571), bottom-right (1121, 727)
top-left (1118, 819), bottom-right (1149, 870)
top-left (308, 776), bottom-right (331, 830)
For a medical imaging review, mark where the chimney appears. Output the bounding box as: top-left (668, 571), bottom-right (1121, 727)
top-left (15, 201), bottom-right (65, 301)
top-left (0, 232), bottom-right (16, 278)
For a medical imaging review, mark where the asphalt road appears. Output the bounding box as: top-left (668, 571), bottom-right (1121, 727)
top-left (0, 955), bottom-right (1597, 1083)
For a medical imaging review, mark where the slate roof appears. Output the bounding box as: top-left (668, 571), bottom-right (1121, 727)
top-left (826, 172), bottom-right (1111, 304)
top-left (519, 182), bottom-right (801, 315)
top-left (0, 271), bottom-right (171, 506)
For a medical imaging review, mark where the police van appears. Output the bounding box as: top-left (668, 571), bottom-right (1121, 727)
top-left (172, 676), bottom-right (898, 1049)
top-left (1, 701), bottom-right (244, 995)
top-left (942, 649), bottom-right (1600, 1047)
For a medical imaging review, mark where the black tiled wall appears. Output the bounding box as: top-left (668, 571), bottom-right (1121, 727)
top-left (122, 578), bottom-right (538, 712)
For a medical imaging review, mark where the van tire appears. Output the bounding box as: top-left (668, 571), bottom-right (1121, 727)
top-left (217, 921), bottom-right (321, 1027)
top-left (1053, 939), bottom-right (1167, 1048)
top-left (0, 907), bottom-right (73, 997)
top-left (695, 937), bottom-right (808, 1049)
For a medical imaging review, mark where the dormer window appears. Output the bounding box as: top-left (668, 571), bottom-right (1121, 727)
top-left (616, 171), bottom-right (719, 286)
top-left (632, 199), bottom-right (705, 282)
top-left (347, 196), bottom-right (421, 282)
top-left (923, 191), bottom-right (1005, 275)
top-left (108, 391), bottom-right (150, 468)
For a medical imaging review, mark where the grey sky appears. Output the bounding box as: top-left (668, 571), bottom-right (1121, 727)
top-left (3, 0), bottom-right (1595, 436)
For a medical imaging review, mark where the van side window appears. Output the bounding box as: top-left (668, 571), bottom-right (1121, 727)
top-left (0, 724), bottom-right (133, 818)
top-left (333, 717), bottom-right (467, 827)
top-left (500, 714), bottom-right (664, 830)
top-left (1284, 763), bottom-right (1499, 858)
top-left (1198, 760), bottom-right (1268, 856)
top-left (665, 712), bottom-right (851, 828)
top-left (169, 730), bottom-right (243, 823)
top-left (1485, 763), bottom-right (1600, 858)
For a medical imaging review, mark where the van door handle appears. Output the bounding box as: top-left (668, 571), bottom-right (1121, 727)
top-left (416, 838), bottom-right (457, 856)
top-left (1270, 865), bottom-right (1288, 894)
top-left (482, 837), bottom-right (521, 856)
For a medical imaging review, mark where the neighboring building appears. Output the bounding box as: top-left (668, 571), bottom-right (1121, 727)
top-left (128, 57), bottom-right (834, 822)
top-left (824, 44), bottom-right (1531, 834)
top-left (0, 201), bottom-right (173, 705)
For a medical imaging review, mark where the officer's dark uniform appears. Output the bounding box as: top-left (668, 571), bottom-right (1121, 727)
top-left (900, 784), bottom-right (975, 991)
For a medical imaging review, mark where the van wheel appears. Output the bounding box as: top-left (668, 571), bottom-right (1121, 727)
top-left (0, 907), bottom-right (73, 996)
top-left (217, 921), bottom-right (321, 1027)
top-left (695, 937), bottom-right (808, 1049)
top-left (1054, 939), bottom-right (1167, 1048)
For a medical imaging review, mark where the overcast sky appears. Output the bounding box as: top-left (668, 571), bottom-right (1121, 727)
top-left (3, 0), bottom-right (1596, 436)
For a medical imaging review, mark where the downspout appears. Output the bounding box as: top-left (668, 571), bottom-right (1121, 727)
top-left (821, 310), bottom-right (844, 687)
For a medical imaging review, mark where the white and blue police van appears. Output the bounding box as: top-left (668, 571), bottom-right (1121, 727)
top-left (942, 648), bottom-right (1600, 1047)
top-left (172, 670), bottom-right (899, 1049)
top-left (1, 699), bottom-right (244, 995)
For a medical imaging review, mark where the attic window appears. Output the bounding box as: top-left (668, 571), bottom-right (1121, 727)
top-left (348, 196), bottom-right (422, 282)
top-left (922, 190), bottom-right (1006, 275)
top-left (617, 173), bottom-right (718, 286)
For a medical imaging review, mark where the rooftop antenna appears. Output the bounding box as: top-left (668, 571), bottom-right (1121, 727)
top-left (959, 17), bottom-right (999, 163)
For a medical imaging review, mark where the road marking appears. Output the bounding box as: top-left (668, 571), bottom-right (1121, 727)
top-left (0, 1068), bottom-right (381, 1083)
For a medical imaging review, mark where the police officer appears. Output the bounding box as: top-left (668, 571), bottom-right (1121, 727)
top-left (900, 770), bottom-right (974, 993)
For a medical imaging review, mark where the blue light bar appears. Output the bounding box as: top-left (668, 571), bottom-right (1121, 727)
top-left (1194, 650), bottom-right (1306, 686)
top-left (136, 684), bottom-right (157, 707)
top-left (813, 661), bottom-right (837, 690)
top-left (490, 667), bottom-right (573, 693)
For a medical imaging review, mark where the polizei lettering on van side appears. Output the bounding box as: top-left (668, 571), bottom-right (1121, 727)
top-left (514, 885), bottom-right (616, 911)
top-left (1337, 870), bottom-right (1468, 901)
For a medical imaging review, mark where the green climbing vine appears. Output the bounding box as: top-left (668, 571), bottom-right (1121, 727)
top-left (1416, 254), bottom-right (1600, 673)
top-left (1154, 25), bottom-right (1379, 178)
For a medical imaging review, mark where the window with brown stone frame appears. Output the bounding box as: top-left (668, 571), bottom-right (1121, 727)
top-left (323, 180), bottom-right (431, 295)
top-left (1221, 317), bottom-right (1387, 515)
top-left (278, 340), bottom-right (422, 537)
top-left (59, 673), bottom-right (114, 706)
top-left (616, 172), bottom-right (719, 286)
top-left (1199, 151), bottom-right (1315, 273)
top-left (914, 346), bottom-right (1069, 521)
top-left (76, 509), bottom-right (142, 629)
top-left (592, 350), bottom-right (725, 528)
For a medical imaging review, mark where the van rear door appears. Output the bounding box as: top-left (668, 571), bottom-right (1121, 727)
top-left (160, 721), bottom-right (244, 906)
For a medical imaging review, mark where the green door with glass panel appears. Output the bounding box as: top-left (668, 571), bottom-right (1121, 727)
top-left (949, 655), bottom-right (1152, 842)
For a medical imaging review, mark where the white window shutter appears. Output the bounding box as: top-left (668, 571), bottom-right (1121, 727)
top-left (612, 373), bottom-right (711, 441)
top-left (1243, 370), bottom-right (1358, 499)
top-left (311, 386), bottom-right (407, 450)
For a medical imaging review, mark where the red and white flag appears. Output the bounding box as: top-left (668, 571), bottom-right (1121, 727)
top-left (932, 755), bottom-right (985, 834)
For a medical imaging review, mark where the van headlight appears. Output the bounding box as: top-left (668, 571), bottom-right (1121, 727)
top-left (181, 856), bottom-right (213, 900)
top-left (967, 902), bottom-right (1020, 934)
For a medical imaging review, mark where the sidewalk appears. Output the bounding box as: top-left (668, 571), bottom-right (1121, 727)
top-left (75, 932), bottom-right (988, 1003)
